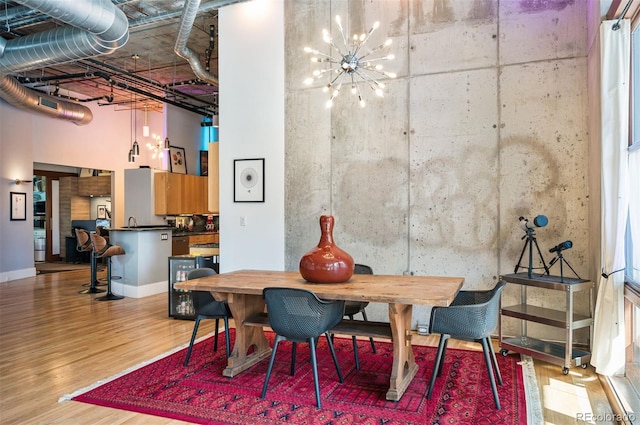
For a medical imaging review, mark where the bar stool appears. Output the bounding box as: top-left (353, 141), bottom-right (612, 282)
top-left (90, 233), bottom-right (125, 301)
top-left (75, 229), bottom-right (105, 294)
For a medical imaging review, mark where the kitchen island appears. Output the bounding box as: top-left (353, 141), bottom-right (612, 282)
top-left (108, 226), bottom-right (172, 298)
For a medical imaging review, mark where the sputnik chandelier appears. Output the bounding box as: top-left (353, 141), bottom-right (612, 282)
top-left (147, 134), bottom-right (170, 159)
top-left (303, 15), bottom-right (396, 108)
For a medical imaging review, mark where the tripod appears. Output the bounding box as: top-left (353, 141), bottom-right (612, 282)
top-left (514, 228), bottom-right (550, 278)
top-left (548, 250), bottom-right (580, 282)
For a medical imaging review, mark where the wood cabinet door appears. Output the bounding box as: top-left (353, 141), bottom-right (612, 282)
top-left (155, 173), bottom-right (208, 215)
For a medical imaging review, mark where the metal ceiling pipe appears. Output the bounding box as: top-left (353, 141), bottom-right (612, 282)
top-left (174, 0), bottom-right (248, 87)
top-left (0, 75), bottom-right (93, 125)
top-left (0, 0), bottom-right (128, 123)
top-left (0, 0), bottom-right (129, 73)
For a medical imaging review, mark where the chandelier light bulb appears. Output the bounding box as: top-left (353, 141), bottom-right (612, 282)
top-left (302, 14), bottom-right (396, 108)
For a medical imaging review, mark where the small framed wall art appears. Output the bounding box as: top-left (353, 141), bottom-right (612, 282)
top-left (169, 146), bottom-right (187, 174)
top-left (234, 158), bottom-right (265, 202)
top-left (200, 150), bottom-right (208, 176)
top-left (10, 191), bottom-right (27, 221)
top-left (97, 205), bottom-right (107, 219)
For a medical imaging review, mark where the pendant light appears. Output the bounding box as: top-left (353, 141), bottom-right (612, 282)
top-left (132, 54), bottom-right (140, 156)
top-left (142, 105), bottom-right (150, 137)
top-left (128, 85), bottom-right (135, 163)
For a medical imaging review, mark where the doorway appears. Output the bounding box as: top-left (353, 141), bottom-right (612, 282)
top-left (33, 169), bottom-right (76, 263)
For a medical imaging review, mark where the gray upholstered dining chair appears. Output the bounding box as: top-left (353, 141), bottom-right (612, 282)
top-left (183, 267), bottom-right (232, 366)
top-left (344, 263), bottom-right (377, 370)
top-left (426, 280), bottom-right (507, 409)
top-left (261, 287), bottom-right (345, 408)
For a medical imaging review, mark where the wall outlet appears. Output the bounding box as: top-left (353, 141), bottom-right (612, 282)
top-left (416, 323), bottom-right (429, 336)
top-left (240, 216), bottom-right (246, 226)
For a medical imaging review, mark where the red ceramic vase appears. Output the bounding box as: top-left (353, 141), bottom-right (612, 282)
top-left (299, 215), bottom-right (354, 283)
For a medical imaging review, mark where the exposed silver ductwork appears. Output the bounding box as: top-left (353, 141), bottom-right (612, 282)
top-left (174, 0), bottom-right (248, 87)
top-left (0, 75), bottom-right (93, 125)
top-left (0, 0), bottom-right (129, 124)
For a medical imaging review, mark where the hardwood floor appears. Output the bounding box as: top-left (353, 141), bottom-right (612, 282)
top-left (0, 270), bottom-right (616, 424)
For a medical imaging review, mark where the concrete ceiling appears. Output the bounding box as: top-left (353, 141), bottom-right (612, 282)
top-left (0, 0), bottom-right (241, 116)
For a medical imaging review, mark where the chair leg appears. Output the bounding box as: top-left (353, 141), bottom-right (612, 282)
top-left (290, 342), bottom-right (297, 376)
top-left (361, 310), bottom-right (377, 353)
top-left (223, 316), bottom-right (231, 358)
top-left (351, 335), bottom-right (360, 370)
top-left (183, 317), bottom-right (202, 366)
top-left (427, 334), bottom-right (450, 399)
top-left (325, 332), bottom-right (344, 383)
top-left (79, 252), bottom-right (105, 294)
top-left (261, 335), bottom-right (283, 399)
top-left (96, 257), bottom-right (123, 301)
top-left (309, 337), bottom-right (322, 408)
top-left (480, 337), bottom-right (501, 410)
top-left (437, 337), bottom-right (450, 377)
top-left (213, 318), bottom-right (220, 352)
top-left (487, 336), bottom-right (503, 386)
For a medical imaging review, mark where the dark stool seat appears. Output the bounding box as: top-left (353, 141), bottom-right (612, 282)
top-left (90, 233), bottom-right (125, 301)
top-left (75, 229), bottom-right (104, 294)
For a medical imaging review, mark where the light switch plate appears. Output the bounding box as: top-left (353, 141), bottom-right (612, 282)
top-left (416, 323), bottom-right (429, 336)
top-left (161, 233), bottom-right (168, 240)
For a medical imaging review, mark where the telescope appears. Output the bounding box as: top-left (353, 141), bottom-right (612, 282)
top-left (518, 215), bottom-right (548, 232)
top-left (549, 240), bottom-right (572, 253)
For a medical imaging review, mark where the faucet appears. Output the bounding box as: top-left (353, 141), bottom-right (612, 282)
top-left (128, 216), bottom-right (138, 228)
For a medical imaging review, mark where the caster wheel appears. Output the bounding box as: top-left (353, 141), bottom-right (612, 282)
top-left (581, 364), bottom-right (588, 369)
top-left (500, 349), bottom-right (509, 356)
top-left (562, 367), bottom-right (569, 375)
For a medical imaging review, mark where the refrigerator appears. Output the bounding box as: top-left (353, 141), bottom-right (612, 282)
top-left (168, 255), bottom-right (219, 319)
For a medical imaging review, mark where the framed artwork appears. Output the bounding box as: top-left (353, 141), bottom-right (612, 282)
top-left (10, 192), bottom-right (27, 221)
top-left (234, 158), bottom-right (265, 202)
top-left (169, 146), bottom-right (187, 174)
top-left (200, 150), bottom-right (208, 176)
top-left (97, 205), bottom-right (107, 219)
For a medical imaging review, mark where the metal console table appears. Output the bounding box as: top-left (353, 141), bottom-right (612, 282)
top-left (499, 273), bottom-right (594, 374)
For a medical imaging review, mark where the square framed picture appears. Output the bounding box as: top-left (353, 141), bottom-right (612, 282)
top-left (169, 146), bottom-right (187, 174)
top-left (234, 158), bottom-right (265, 202)
top-left (10, 191), bottom-right (27, 221)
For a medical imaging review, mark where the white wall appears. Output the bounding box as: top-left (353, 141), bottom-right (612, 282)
top-left (0, 96), bottom-right (202, 281)
top-left (218, 0), bottom-right (285, 272)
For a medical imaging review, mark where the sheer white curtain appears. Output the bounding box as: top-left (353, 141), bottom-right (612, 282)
top-left (591, 20), bottom-right (630, 376)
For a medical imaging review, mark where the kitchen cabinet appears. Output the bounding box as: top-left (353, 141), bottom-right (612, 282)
top-left (172, 235), bottom-right (189, 255)
top-left (77, 176), bottom-right (111, 196)
top-left (189, 233), bottom-right (219, 245)
top-left (154, 173), bottom-right (209, 215)
top-left (498, 273), bottom-right (594, 375)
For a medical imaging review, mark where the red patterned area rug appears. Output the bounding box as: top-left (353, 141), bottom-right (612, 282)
top-left (62, 330), bottom-right (535, 424)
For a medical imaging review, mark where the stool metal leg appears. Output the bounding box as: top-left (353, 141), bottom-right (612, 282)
top-left (96, 257), bottom-right (124, 301)
top-left (79, 252), bottom-right (105, 294)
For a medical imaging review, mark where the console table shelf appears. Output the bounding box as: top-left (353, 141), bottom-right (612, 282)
top-left (499, 273), bottom-right (594, 374)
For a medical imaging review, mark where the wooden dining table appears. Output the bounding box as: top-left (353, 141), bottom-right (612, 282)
top-left (175, 269), bottom-right (464, 401)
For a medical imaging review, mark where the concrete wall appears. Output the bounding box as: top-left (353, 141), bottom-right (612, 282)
top-left (284, 0), bottom-right (591, 332)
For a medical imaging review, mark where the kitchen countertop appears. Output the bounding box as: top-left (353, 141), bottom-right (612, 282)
top-left (110, 226), bottom-right (173, 231)
top-left (173, 231), bottom-right (219, 237)
top-left (109, 228), bottom-right (217, 237)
